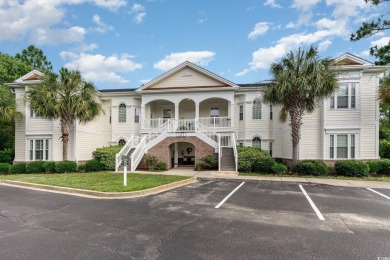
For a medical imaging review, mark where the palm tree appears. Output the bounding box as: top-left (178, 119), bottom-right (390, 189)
top-left (26, 68), bottom-right (102, 161)
top-left (0, 86), bottom-right (21, 123)
top-left (263, 47), bottom-right (338, 169)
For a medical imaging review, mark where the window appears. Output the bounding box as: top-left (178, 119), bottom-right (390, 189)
top-left (163, 108), bottom-right (171, 123)
top-left (239, 105), bottom-right (244, 121)
top-left (210, 107), bottom-right (219, 125)
top-left (270, 104), bottom-right (273, 120)
top-left (134, 108), bottom-right (139, 123)
top-left (118, 103), bottom-right (126, 123)
top-left (118, 139), bottom-right (126, 146)
top-left (269, 142), bottom-right (273, 157)
top-left (252, 137), bottom-right (261, 148)
top-left (329, 134), bottom-right (356, 159)
top-left (330, 83), bottom-right (357, 109)
top-left (30, 108), bottom-right (36, 118)
top-left (29, 139), bottom-right (49, 161)
top-left (252, 98), bottom-right (261, 119)
top-left (239, 142), bottom-right (244, 146)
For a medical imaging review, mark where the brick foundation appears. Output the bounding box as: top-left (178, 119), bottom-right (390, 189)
top-left (137, 136), bottom-right (216, 170)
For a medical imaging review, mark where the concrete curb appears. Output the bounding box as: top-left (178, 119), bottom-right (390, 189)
top-left (0, 177), bottom-right (197, 199)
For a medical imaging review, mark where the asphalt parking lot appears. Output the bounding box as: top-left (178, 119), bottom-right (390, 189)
top-left (0, 180), bottom-right (389, 260)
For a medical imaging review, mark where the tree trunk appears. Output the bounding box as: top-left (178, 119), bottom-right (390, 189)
top-left (60, 118), bottom-right (71, 161)
top-left (289, 100), bottom-right (304, 170)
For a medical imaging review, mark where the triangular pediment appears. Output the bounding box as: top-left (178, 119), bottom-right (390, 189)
top-left (15, 70), bottom-right (44, 83)
top-left (138, 61), bottom-right (239, 92)
top-left (334, 53), bottom-right (373, 66)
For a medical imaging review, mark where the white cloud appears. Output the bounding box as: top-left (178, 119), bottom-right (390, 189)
top-left (92, 14), bottom-right (114, 33)
top-left (264, 0), bottom-right (281, 8)
top-left (0, 0), bottom-right (126, 44)
top-left (370, 37), bottom-right (390, 48)
top-left (318, 39), bottom-right (332, 52)
top-left (140, 79), bottom-right (151, 84)
top-left (30, 26), bottom-right (86, 45)
top-left (360, 50), bottom-right (370, 57)
top-left (286, 22), bottom-right (296, 29)
top-left (154, 51), bottom-right (215, 71)
top-left (60, 52), bottom-right (143, 84)
top-left (292, 0), bottom-right (321, 11)
top-left (129, 3), bottom-right (146, 24)
top-left (325, 0), bottom-right (366, 19)
top-left (248, 22), bottom-right (271, 39)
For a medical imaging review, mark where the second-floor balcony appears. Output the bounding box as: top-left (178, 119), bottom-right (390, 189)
top-left (143, 117), bottom-right (232, 132)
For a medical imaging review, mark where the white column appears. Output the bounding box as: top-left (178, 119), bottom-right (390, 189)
top-left (141, 106), bottom-right (145, 129)
top-left (230, 102), bottom-right (235, 128)
top-left (175, 104), bottom-right (179, 120)
top-left (174, 143), bottom-right (179, 168)
top-left (195, 103), bottom-right (199, 120)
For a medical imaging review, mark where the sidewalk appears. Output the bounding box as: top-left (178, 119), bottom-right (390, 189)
top-left (134, 168), bottom-right (390, 190)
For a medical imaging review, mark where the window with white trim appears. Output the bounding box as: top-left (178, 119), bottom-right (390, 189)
top-left (269, 142), bottom-right (273, 157)
top-left (252, 99), bottom-right (261, 119)
top-left (29, 139), bottom-right (49, 161)
top-left (118, 139), bottom-right (126, 146)
top-left (239, 105), bottom-right (243, 121)
top-left (252, 137), bottom-right (261, 148)
top-left (134, 108), bottom-right (140, 123)
top-left (270, 104), bottom-right (273, 120)
top-left (330, 83), bottom-right (356, 109)
top-left (118, 103), bottom-right (126, 123)
top-left (329, 134), bottom-right (356, 159)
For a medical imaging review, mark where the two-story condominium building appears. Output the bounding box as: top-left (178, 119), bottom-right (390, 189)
top-left (6, 53), bottom-right (386, 171)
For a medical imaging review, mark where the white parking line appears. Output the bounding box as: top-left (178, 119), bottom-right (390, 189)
top-left (215, 182), bottom-right (245, 209)
top-left (299, 185), bottom-right (325, 221)
top-left (367, 188), bottom-right (390, 201)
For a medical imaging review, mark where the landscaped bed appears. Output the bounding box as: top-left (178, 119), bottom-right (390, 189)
top-left (0, 172), bottom-right (190, 192)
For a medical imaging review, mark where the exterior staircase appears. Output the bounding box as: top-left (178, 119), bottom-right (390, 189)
top-left (220, 147), bottom-right (236, 171)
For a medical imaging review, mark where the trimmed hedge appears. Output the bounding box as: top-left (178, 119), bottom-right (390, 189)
top-left (379, 140), bottom-right (390, 159)
top-left (195, 162), bottom-right (207, 171)
top-left (92, 145), bottom-right (122, 171)
top-left (155, 161), bottom-right (167, 171)
top-left (365, 161), bottom-right (378, 173)
top-left (272, 163), bottom-right (287, 174)
top-left (238, 160), bottom-right (252, 172)
top-left (9, 163), bottom-right (27, 174)
top-left (27, 161), bottom-right (45, 173)
top-left (200, 155), bottom-right (217, 169)
top-left (0, 163), bottom-right (10, 174)
top-left (295, 160), bottom-right (328, 176)
top-left (377, 159), bottom-right (390, 175)
top-left (43, 161), bottom-right (56, 173)
top-left (85, 159), bottom-right (105, 172)
top-left (144, 155), bottom-right (158, 168)
top-left (55, 161), bottom-right (77, 173)
top-left (78, 163), bottom-right (86, 172)
top-left (334, 160), bottom-right (369, 177)
top-left (253, 157), bottom-right (276, 173)
top-left (0, 149), bottom-right (14, 164)
top-left (237, 146), bottom-right (275, 173)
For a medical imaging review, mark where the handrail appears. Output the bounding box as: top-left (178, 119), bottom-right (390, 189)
top-left (231, 133), bottom-right (238, 172)
top-left (196, 120), bottom-right (219, 144)
top-left (218, 134), bottom-right (221, 172)
top-left (115, 135), bottom-right (136, 171)
top-left (198, 117), bottom-right (232, 129)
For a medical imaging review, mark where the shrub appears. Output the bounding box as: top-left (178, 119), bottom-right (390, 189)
top-left (85, 159), bottom-right (104, 172)
top-left (327, 165), bottom-right (335, 174)
top-left (55, 161), bottom-right (77, 173)
top-left (147, 166), bottom-right (155, 171)
top-left (144, 155), bottom-right (158, 168)
top-left (380, 140), bottom-right (390, 159)
top-left (200, 155), bottom-right (217, 169)
top-left (92, 145), bottom-right (122, 171)
top-left (43, 161), bottom-right (56, 173)
top-left (27, 161), bottom-right (45, 173)
top-left (272, 163), bottom-right (287, 174)
top-left (334, 160), bottom-right (369, 177)
top-left (78, 163), bottom-right (86, 172)
top-left (9, 163), bottom-right (27, 174)
top-left (0, 163), bottom-right (10, 174)
top-left (274, 157), bottom-right (284, 164)
top-left (295, 160), bottom-right (328, 176)
top-left (155, 161), bottom-right (167, 171)
top-left (377, 159), bottom-right (390, 175)
top-left (365, 161), bottom-right (378, 173)
top-left (238, 160), bottom-right (252, 172)
top-left (0, 149), bottom-right (14, 164)
top-left (195, 162), bottom-right (207, 171)
top-left (253, 157), bottom-right (276, 173)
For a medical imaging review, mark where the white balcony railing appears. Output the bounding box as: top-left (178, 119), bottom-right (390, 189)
top-left (198, 117), bottom-right (231, 129)
top-left (144, 117), bottom-right (231, 130)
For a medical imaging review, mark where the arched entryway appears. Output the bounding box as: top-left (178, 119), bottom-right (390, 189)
top-left (169, 142), bottom-right (195, 168)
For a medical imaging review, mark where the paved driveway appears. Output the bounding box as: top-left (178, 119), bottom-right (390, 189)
top-left (0, 181), bottom-right (389, 259)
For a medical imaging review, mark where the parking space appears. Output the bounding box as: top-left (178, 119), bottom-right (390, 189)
top-left (1, 180), bottom-right (390, 259)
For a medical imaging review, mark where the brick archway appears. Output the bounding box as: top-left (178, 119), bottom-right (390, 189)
top-left (139, 136), bottom-right (216, 169)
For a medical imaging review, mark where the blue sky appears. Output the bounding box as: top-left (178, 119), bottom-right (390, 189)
top-left (0, 0), bottom-right (389, 89)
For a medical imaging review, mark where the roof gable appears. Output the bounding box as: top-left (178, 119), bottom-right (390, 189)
top-left (138, 61), bottom-right (239, 91)
top-left (334, 53), bottom-right (373, 66)
top-left (14, 70), bottom-right (44, 83)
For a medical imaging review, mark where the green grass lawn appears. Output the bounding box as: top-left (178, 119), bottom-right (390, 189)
top-left (0, 172), bottom-right (190, 192)
top-left (239, 172), bottom-right (390, 182)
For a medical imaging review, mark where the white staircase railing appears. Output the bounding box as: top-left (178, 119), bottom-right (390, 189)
top-left (231, 133), bottom-right (238, 172)
top-left (196, 120), bottom-right (219, 144)
top-left (115, 135), bottom-right (141, 171)
top-left (130, 120), bottom-right (171, 171)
